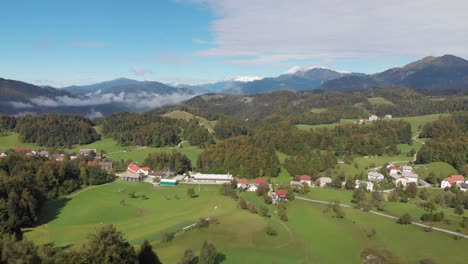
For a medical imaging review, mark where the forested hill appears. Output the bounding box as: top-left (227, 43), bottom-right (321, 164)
top-left (161, 88), bottom-right (468, 121)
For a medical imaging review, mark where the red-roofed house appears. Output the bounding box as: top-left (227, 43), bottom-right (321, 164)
top-left (236, 178), bottom-right (249, 189)
top-left (299, 175), bottom-right (312, 186)
top-left (441, 175), bottom-right (465, 189)
top-left (387, 166), bottom-right (402, 175)
top-left (127, 163), bottom-right (142, 174)
top-left (273, 189), bottom-right (288, 202)
top-left (254, 178), bottom-right (267, 185)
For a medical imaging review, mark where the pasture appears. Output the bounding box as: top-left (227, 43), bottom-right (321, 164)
top-left (24, 181), bottom-right (468, 263)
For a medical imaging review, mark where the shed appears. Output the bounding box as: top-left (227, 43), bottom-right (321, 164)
top-left (160, 179), bottom-right (178, 186)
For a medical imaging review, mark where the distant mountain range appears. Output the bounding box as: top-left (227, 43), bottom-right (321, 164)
top-left (321, 55), bottom-right (468, 91)
top-left (1, 54), bottom-right (467, 116)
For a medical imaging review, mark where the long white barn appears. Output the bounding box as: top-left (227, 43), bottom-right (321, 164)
top-left (190, 173), bottom-right (233, 184)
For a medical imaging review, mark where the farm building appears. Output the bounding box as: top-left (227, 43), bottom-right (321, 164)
top-left (317, 177), bottom-right (332, 187)
top-left (0, 152), bottom-right (7, 157)
top-left (272, 189), bottom-right (288, 202)
top-left (368, 115), bottom-right (379, 121)
top-left (79, 149), bottom-right (96, 156)
top-left (299, 175), bottom-right (312, 186)
top-left (119, 172), bottom-right (143, 182)
top-left (160, 179), bottom-right (178, 186)
top-left (290, 181), bottom-right (303, 188)
top-left (401, 171), bottom-right (418, 183)
top-left (441, 175), bottom-right (465, 189)
top-left (236, 179), bottom-right (249, 189)
top-left (99, 161), bottom-right (113, 170)
top-left (459, 182), bottom-right (468, 192)
top-left (191, 173), bottom-right (233, 184)
top-left (367, 171), bottom-right (384, 182)
top-left (127, 163), bottom-right (151, 176)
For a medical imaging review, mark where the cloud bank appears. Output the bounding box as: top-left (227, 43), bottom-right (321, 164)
top-left (192, 0), bottom-right (468, 64)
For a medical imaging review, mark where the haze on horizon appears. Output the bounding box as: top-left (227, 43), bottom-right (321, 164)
top-left (1, 0), bottom-right (467, 87)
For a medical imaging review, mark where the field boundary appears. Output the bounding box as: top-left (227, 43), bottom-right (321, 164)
top-left (296, 197), bottom-right (468, 239)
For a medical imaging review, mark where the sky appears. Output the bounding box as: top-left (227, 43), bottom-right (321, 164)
top-left (1, 0), bottom-right (467, 87)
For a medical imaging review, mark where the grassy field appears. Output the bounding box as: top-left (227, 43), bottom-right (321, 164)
top-left (0, 132), bottom-right (40, 151)
top-left (163, 110), bottom-right (217, 132)
top-left (24, 181), bottom-right (468, 263)
top-left (368, 97), bottom-right (395, 105)
top-left (302, 187), bottom-right (468, 234)
top-left (296, 119), bottom-right (356, 130)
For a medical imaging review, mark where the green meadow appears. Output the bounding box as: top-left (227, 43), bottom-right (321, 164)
top-left (24, 181), bottom-right (468, 263)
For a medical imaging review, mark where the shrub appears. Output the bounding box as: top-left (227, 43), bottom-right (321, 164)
top-left (197, 218), bottom-right (210, 228)
top-left (160, 231), bottom-right (174, 243)
top-left (266, 225), bottom-right (278, 236)
top-left (247, 204), bottom-right (257, 214)
top-left (397, 213), bottom-right (412, 225)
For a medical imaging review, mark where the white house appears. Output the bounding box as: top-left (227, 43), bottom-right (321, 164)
top-left (191, 173), bottom-right (233, 184)
top-left (384, 115), bottom-right (392, 119)
top-left (440, 175), bottom-right (465, 189)
top-left (369, 115), bottom-right (379, 121)
top-left (248, 185), bottom-right (258, 192)
top-left (402, 166), bottom-right (413, 173)
top-left (0, 152), bottom-right (7, 157)
top-left (355, 180), bottom-right (374, 191)
top-left (394, 177), bottom-right (408, 187)
top-left (236, 179), bottom-right (249, 189)
top-left (317, 177), bottom-right (332, 187)
top-left (299, 175), bottom-right (312, 186)
top-left (459, 183), bottom-right (468, 192)
top-left (387, 166), bottom-right (402, 176)
top-left (401, 171), bottom-right (418, 183)
top-left (367, 171), bottom-right (384, 182)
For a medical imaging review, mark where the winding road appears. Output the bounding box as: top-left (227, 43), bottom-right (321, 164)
top-left (296, 196), bottom-right (468, 239)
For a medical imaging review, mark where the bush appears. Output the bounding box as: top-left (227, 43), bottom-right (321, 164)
top-left (397, 213), bottom-right (412, 225)
top-left (197, 218), bottom-right (210, 228)
top-left (266, 225), bottom-right (278, 236)
top-left (258, 205), bottom-right (270, 218)
top-left (420, 258), bottom-right (437, 264)
top-left (367, 228), bottom-right (377, 238)
top-left (160, 231), bottom-right (174, 243)
top-left (247, 204), bottom-right (257, 214)
top-left (239, 197), bottom-right (248, 209)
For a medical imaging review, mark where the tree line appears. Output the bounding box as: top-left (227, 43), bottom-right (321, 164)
top-left (0, 153), bottom-right (115, 237)
top-left (0, 224), bottom-right (221, 264)
top-left (15, 114), bottom-right (100, 148)
top-left (416, 112), bottom-right (468, 172)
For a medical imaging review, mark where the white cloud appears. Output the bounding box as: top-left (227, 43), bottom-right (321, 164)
top-left (9, 101), bottom-right (35, 109)
top-left (224, 76), bottom-right (263, 82)
top-left (191, 0), bottom-right (468, 63)
top-left (130, 67), bottom-right (152, 76)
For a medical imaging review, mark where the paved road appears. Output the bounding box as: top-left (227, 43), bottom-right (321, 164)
top-left (296, 196), bottom-right (468, 239)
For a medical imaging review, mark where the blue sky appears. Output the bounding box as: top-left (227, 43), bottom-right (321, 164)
top-left (1, 0), bottom-right (467, 86)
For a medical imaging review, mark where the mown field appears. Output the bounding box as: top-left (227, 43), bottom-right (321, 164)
top-left (302, 187), bottom-right (468, 234)
top-left (24, 181), bottom-right (468, 263)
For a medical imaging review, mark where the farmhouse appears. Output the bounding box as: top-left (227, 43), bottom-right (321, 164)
top-left (402, 166), bottom-right (413, 173)
top-left (401, 171), bottom-right (419, 183)
top-left (290, 181), bottom-right (303, 188)
top-left (236, 179), bottom-right (249, 189)
top-left (79, 149), bottom-right (96, 156)
top-left (367, 171), bottom-right (384, 182)
top-left (388, 166), bottom-right (402, 176)
top-left (393, 176), bottom-right (408, 187)
top-left (440, 175), bottom-right (465, 189)
top-left (127, 163), bottom-right (151, 176)
top-left (273, 189), bottom-right (288, 202)
top-left (160, 179), bottom-right (178, 187)
top-left (384, 114), bottom-right (393, 119)
top-left (120, 171), bottom-right (143, 182)
top-left (299, 175), bottom-right (312, 186)
top-left (0, 152), bottom-right (7, 157)
top-left (99, 161), bottom-right (113, 170)
top-left (191, 173), bottom-right (233, 184)
top-left (317, 177), bottom-right (332, 187)
top-left (254, 178), bottom-right (267, 185)
top-left (355, 180), bottom-right (374, 191)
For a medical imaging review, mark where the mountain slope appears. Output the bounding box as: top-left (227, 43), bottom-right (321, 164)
top-left (322, 55), bottom-right (468, 91)
top-left (223, 67), bottom-right (362, 94)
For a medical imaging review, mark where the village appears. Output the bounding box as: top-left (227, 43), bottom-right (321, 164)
top-left (1, 147), bottom-right (468, 200)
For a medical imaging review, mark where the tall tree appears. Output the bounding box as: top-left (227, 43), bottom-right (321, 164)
top-left (198, 241), bottom-right (217, 264)
top-left (137, 240), bottom-right (162, 264)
